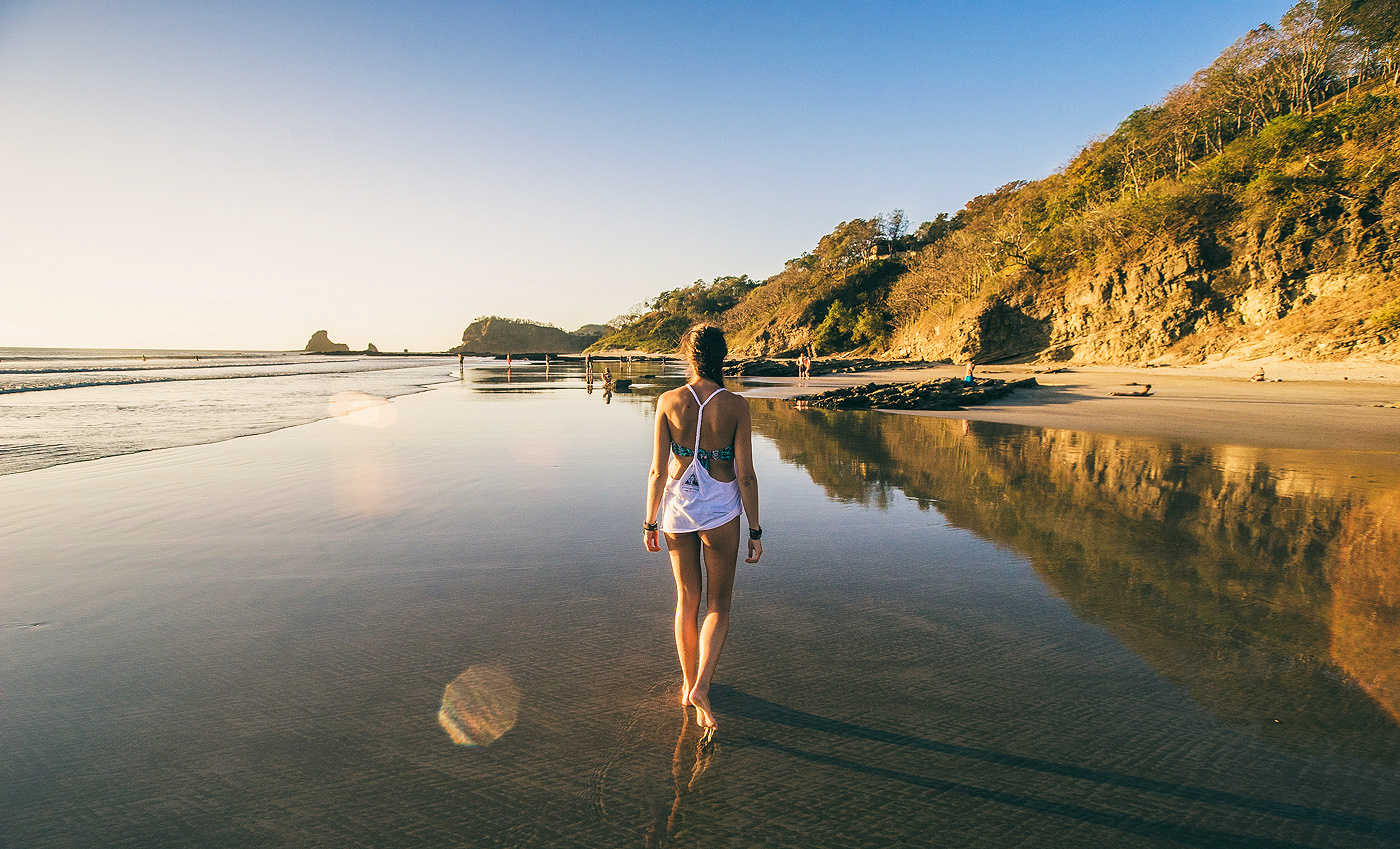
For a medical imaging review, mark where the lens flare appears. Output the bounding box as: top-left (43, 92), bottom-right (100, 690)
top-left (438, 665), bottom-right (521, 746)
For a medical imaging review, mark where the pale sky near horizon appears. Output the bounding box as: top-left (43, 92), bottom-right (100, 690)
top-left (1, 0), bottom-right (1292, 352)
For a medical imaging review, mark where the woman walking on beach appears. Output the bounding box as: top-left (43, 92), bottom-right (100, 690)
top-left (644, 324), bottom-right (762, 730)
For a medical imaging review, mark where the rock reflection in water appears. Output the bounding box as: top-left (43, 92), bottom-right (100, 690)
top-left (1329, 486), bottom-right (1400, 725)
top-left (438, 665), bottom-right (521, 746)
top-left (750, 400), bottom-right (1400, 758)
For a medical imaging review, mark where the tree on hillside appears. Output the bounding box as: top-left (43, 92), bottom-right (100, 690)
top-left (1279, 0), bottom-right (1351, 114)
top-left (1332, 0), bottom-right (1400, 83)
top-left (878, 209), bottom-right (908, 243)
top-left (651, 275), bottom-right (756, 318)
top-left (811, 219), bottom-right (883, 272)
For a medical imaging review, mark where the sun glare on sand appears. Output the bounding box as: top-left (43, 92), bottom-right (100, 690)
top-left (329, 392), bottom-right (398, 428)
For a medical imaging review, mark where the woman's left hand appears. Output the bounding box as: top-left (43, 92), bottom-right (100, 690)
top-left (745, 538), bottom-right (762, 564)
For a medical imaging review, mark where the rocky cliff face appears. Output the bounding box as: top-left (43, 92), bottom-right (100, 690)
top-left (893, 187), bottom-right (1400, 364)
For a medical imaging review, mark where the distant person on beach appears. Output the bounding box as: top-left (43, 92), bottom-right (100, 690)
top-left (644, 323), bottom-right (762, 731)
top-left (1108, 384), bottom-right (1153, 396)
top-left (798, 352), bottom-right (811, 380)
top-left (964, 362), bottom-right (976, 385)
top-left (1250, 368), bottom-right (1266, 382)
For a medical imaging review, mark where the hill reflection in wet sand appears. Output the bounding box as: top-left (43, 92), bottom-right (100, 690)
top-left (750, 399), bottom-right (1400, 759)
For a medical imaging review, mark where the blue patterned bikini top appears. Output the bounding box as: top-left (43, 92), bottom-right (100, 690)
top-left (671, 441), bottom-right (734, 470)
top-left (671, 385), bottom-right (734, 470)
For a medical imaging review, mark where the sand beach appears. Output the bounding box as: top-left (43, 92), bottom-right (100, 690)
top-left (744, 358), bottom-right (1400, 455)
top-left (4, 358), bottom-right (1400, 848)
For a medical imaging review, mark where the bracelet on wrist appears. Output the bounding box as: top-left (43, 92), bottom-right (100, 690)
top-left (749, 526), bottom-right (762, 540)
top-left (643, 522), bottom-right (658, 532)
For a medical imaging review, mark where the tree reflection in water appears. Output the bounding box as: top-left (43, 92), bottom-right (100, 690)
top-left (749, 399), bottom-right (1400, 759)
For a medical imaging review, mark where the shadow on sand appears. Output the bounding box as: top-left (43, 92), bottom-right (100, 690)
top-left (712, 685), bottom-right (1400, 849)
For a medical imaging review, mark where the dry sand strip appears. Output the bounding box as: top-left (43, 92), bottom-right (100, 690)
top-left (740, 360), bottom-right (1400, 456)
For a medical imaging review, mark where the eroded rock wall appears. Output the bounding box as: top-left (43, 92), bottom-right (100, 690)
top-left (892, 191), bottom-right (1400, 364)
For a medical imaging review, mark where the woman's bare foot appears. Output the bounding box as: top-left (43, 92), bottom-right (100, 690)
top-left (688, 687), bottom-right (716, 728)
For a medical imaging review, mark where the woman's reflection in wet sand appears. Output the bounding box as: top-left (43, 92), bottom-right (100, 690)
top-left (646, 707), bottom-right (717, 848)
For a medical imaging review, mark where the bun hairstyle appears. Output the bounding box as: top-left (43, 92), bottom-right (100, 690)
top-left (679, 323), bottom-right (727, 386)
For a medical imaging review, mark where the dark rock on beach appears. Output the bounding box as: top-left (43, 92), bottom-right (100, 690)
top-left (726, 358), bottom-right (799, 377)
top-left (727, 357), bottom-right (939, 378)
top-left (793, 377), bottom-right (1038, 410)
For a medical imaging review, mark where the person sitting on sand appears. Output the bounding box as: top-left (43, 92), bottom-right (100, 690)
top-left (644, 323), bottom-right (762, 731)
top-left (963, 362), bottom-right (976, 385)
top-left (1108, 384), bottom-right (1153, 397)
top-left (1250, 368), bottom-right (1265, 382)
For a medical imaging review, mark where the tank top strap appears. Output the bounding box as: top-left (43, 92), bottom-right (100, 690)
top-left (697, 387), bottom-right (726, 408)
top-left (684, 385), bottom-right (726, 455)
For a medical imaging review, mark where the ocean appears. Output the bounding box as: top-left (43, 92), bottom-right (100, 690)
top-left (0, 347), bottom-right (473, 476)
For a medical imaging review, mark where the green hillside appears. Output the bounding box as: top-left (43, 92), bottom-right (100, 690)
top-left (454, 316), bottom-right (604, 355)
top-left (597, 0), bottom-right (1400, 363)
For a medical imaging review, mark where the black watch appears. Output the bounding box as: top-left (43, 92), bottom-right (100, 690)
top-left (749, 526), bottom-right (763, 540)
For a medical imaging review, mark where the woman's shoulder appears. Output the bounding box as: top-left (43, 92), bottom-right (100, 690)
top-left (716, 387), bottom-right (751, 412)
top-left (657, 386), bottom-right (691, 411)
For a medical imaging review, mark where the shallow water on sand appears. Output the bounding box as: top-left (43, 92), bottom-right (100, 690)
top-left (2, 362), bottom-right (1398, 848)
top-left (0, 347), bottom-right (467, 475)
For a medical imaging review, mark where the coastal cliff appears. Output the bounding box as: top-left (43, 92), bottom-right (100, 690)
top-left (594, 4), bottom-right (1400, 366)
top-left (897, 202), bottom-right (1400, 364)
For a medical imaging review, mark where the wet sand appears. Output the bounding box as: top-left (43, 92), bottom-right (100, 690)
top-left (6, 367), bottom-right (1400, 848)
top-left (742, 359), bottom-right (1400, 455)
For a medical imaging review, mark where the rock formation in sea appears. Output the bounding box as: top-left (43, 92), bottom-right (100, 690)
top-left (304, 330), bottom-right (351, 353)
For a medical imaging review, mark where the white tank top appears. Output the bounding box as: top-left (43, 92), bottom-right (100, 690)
top-left (658, 385), bottom-right (742, 533)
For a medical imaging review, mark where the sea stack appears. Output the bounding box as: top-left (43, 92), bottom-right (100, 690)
top-left (304, 330), bottom-right (350, 353)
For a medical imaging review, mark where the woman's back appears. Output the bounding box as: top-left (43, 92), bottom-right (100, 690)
top-left (661, 382), bottom-right (741, 483)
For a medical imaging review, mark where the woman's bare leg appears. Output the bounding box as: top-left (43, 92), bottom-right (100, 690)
top-left (666, 532), bottom-right (702, 706)
top-left (688, 519), bottom-right (739, 728)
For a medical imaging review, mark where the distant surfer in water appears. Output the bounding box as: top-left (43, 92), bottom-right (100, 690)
top-left (644, 323), bottom-right (762, 731)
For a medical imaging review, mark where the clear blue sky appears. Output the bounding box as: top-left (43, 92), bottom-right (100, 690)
top-left (0, 0), bottom-right (1291, 351)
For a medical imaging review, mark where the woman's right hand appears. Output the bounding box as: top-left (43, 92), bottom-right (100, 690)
top-left (745, 538), bottom-right (762, 563)
top-left (644, 528), bottom-right (662, 552)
